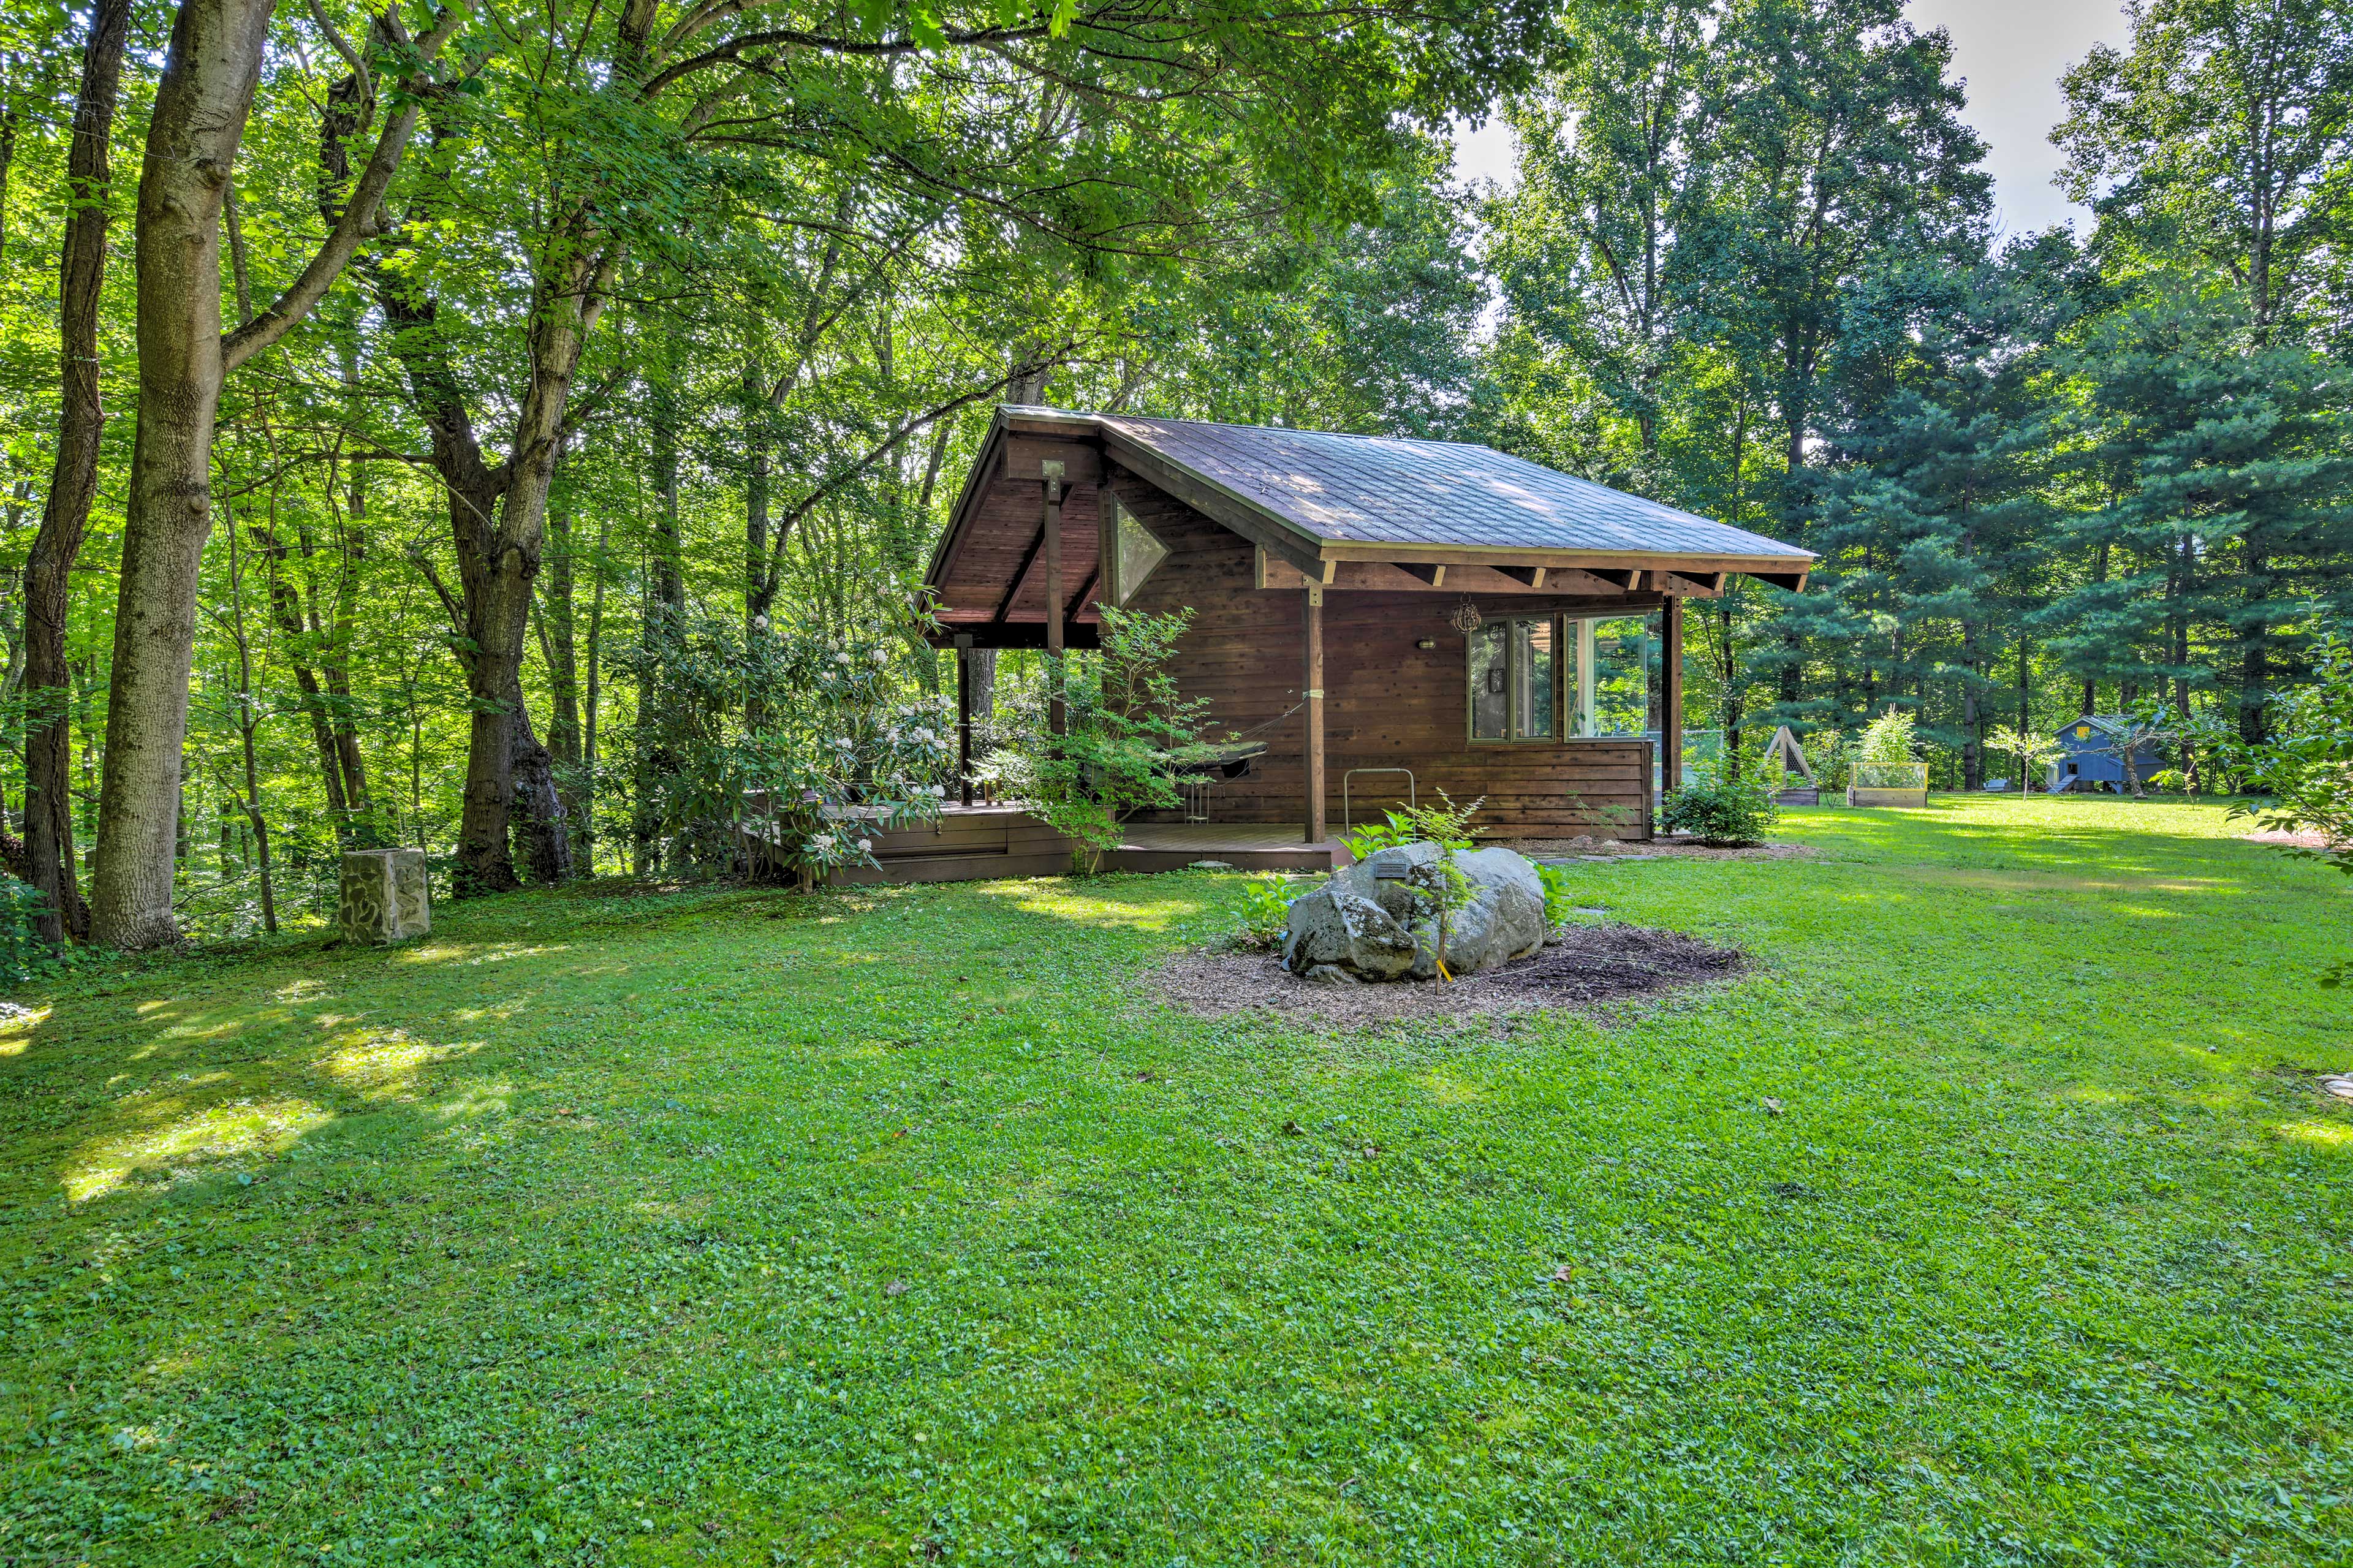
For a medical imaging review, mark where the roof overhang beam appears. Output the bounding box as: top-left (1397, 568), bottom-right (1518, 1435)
top-left (927, 619), bottom-right (1102, 651)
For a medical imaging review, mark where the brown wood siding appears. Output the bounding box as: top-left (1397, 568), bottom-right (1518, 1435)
top-left (1120, 477), bottom-right (1654, 840)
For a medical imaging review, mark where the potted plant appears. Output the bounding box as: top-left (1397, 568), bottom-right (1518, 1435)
top-left (1846, 708), bottom-right (1930, 807)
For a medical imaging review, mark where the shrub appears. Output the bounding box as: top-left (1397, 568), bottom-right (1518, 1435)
top-left (617, 587), bottom-right (955, 882)
top-left (980, 607), bottom-right (1219, 871)
top-left (1851, 708), bottom-right (1926, 789)
top-left (2221, 629), bottom-right (2353, 985)
top-left (1661, 754), bottom-right (1783, 846)
top-left (1339, 790), bottom-right (1482, 862)
top-left (1231, 877), bottom-right (1296, 952)
top-left (1536, 862), bottom-right (1578, 927)
top-left (0, 878), bottom-right (58, 988)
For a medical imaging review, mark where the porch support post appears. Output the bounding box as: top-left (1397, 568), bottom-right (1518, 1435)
top-left (1303, 584), bottom-right (1326, 843)
top-left (1659, 594), bottom-right (1684, 793)
top-left (1044, 463), bottom-right (1066, 734)
top-left (955, 632), bottom-right (975, 808)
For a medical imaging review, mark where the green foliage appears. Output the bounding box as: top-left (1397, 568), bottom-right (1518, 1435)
top-left (0, 878), bottom-right (60, 988)
top-left (2223, 629), bottom-right (2353, 984)
top-left (2057, 0), bottom-right (2352, 333)
top-left (1855, 708), bottom-right (1919, 768)
top-left (1660, 752), bottom-right (1783, 846)
top-left (2041, 279), bottom-right (2353, 733)
top-left (1230, 876), bottom-right (1299, 952)
top-left (1848, 708), bottom-right (1927, 789)
top-left (1338, 790), bottom-right (1481, 860)
top-left (979, 608), bottom-right (1217, 869)
top-left (613, 592), bottom-right (953, 880)
top-left (1536, 861), bottom-right (1577, 926)
top-left (1986, 725), bottom-right (2066, 793)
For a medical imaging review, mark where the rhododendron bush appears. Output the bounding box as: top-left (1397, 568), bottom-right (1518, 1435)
top-left (617, 593), bottom-right (955, 879)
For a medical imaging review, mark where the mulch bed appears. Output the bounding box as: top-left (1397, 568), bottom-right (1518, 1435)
top-left (1154, 922), bottom-right (1746, 1025)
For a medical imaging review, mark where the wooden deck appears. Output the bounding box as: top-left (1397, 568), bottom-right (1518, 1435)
top-left (1108, 821), bottom-right (1350, 873)
top-left (809, 806), bottom-right (1347, 885)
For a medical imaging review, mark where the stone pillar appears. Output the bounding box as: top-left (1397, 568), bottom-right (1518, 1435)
top-left (339, 848), bottom-right (431, 944)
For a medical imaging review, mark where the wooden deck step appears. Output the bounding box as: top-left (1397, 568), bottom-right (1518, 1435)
top-left (1105, 841), bottom-right (1345, 874)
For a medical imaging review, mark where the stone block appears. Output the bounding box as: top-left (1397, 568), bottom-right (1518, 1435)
top-left (339, 849), bottom-right (431, 944)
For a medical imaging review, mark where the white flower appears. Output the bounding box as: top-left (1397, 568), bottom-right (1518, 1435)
top-left (856, 838), bottom-right (872, 853)
top-left (868, 647), bottom-right (889, 667)
top-left (833, 651), bottom-right (851, 665)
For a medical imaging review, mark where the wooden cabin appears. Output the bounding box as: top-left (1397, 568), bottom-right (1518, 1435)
top-left (917, 406), bottom-right (1814, 868)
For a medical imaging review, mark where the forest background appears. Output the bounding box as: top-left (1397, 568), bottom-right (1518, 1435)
top-left (0, 0), bottom-right (2347, 945)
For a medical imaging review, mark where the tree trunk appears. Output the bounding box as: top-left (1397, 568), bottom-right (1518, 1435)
top-left (2240, 543), bottom-right (2269, 744)
top-left (326, 375), bottom-right (373, 832)
top-left (541, 499), bottom-right (585, 823)
top-left (743, 366), bottom-right (772, 730)
top-left (634, 339), bottom-right (683, 873)
top-left (580, 510), bottom-right (610, 870)
top-left (225, 510), bottom-right (276, 933)
top-left (90, 0), bottom-right (276, 950)
top-left (1960, 619), bottom-right (1981, 792)
top-left (449, 268), bottom-right (597, 892)
top-left (255, 522), bottom-right (354, 830)
top-left (21, 0), bottom-right (127, 946)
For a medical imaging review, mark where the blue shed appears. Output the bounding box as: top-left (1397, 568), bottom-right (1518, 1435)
top-left (2048, 714), bottom-right (2166, 792)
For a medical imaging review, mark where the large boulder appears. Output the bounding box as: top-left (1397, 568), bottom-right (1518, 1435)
top-left (1282, 842), bottom-right (1548, 982)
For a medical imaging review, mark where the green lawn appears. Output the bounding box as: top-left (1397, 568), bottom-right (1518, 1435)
top-left (3, 798), bottom-right (2349, 1566)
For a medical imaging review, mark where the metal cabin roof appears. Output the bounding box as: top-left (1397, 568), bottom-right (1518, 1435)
top-left (1017, 407), bottom-right (1813, 563)
top-left (2056, 714), bottom-right (2136, 741)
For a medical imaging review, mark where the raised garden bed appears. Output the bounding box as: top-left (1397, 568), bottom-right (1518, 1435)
top-left (1846, 762), bottom-right (1930, 808)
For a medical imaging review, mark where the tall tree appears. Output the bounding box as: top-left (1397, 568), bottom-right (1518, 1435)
top-left (21, 0), bottom-right (129, 947)
top-left (2058, 0), bottom-right (2353, 341)
top-left (88, 0), bottom-right (461, 949)
top-left (2045, 278), bottom-right (2353, 744)
top-left (1491, 0), bottom-right (1722, 474)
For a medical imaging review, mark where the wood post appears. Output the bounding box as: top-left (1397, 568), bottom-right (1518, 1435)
top-left (1303, 584), bottom-right (1326, 843)
top-left (1659, 595), bottom-right (1684, 793)
top-left (1044, 464), bottom-right (1064, 734)
top-left (955, 632), bottom-right (974, 808)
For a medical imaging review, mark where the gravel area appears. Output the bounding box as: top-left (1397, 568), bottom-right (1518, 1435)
top-left (1154, 922), bottom-right (1746, 1025)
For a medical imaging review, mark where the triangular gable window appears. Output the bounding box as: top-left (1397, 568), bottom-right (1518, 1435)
top-left (1113, 496), bottom-right (1169, 605)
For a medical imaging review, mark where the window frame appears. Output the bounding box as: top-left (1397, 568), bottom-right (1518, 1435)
top-left (1466, 612), bottom-right (1564, 745)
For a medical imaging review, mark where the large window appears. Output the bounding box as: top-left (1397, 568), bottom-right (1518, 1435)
top-left (1470, 612), bottom-right (1652, 742)
top-left (1583, 616), bottom-right (1651, 737)
top-left (1469, 616), bottom-right (1556, 741)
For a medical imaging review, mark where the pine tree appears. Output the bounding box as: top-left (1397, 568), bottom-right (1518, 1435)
top-left (2045, 276), bottom-right (2353, 748)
